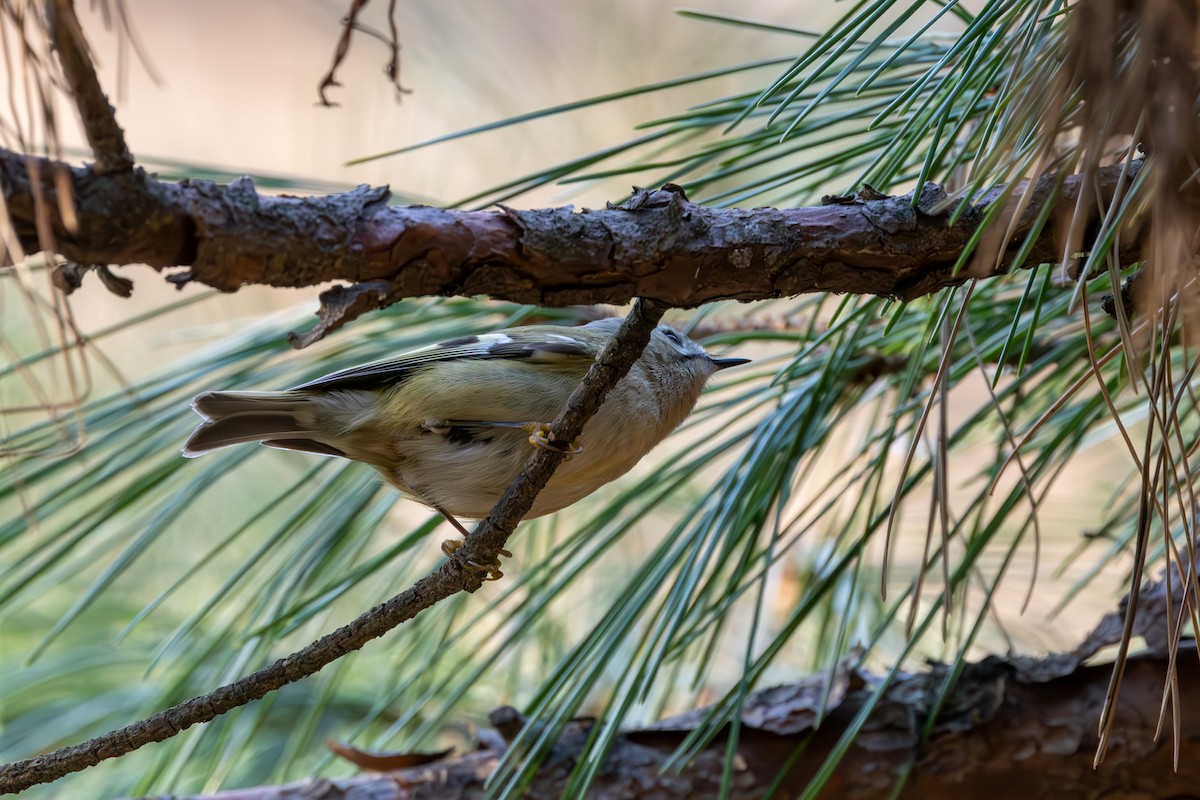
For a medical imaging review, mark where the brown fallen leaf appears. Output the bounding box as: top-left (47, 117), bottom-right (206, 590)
top-left (325, 739), bottom-right (454, 772)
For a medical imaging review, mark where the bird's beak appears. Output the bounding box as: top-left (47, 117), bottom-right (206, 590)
top-left (710, 356), bottom-right (751, 370)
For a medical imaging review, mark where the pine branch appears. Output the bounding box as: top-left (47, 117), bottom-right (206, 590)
top-left (0, 299), bottom-right (668, 796)
top-left (0, 148), bottom-right (1146, 346)
top-left (136, 647), bottom-right (1200, 800)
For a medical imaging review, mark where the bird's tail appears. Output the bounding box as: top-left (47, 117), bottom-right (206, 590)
top-left (182, 391), bottom-right (342, 458)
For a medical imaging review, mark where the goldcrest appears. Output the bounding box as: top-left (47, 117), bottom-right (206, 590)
top-left (183, 318), bottom-right (748, 525)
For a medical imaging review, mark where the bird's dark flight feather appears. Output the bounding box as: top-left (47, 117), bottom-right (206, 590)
top-left (290, 334), bottom-right (594, 393)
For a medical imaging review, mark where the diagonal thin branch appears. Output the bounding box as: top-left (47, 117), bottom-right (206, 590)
top-left (0, 298), bottom-right (668, 796)
top-left (46, 0), bottom-right (133, 174)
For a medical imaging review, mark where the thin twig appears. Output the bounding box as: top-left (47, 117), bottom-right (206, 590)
top-left (46, 0), bottom-right (132, 173)
top-left (318, 0), bottom-right (410, 106)
top-left (0, 298), bottom-right (669, 795)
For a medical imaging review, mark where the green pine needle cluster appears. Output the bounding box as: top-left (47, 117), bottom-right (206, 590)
top-left (2, 1), bottom-right (1192, 797)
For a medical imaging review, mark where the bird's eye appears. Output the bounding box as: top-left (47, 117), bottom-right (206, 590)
top-left (663, 328), bottom-right (683, 345)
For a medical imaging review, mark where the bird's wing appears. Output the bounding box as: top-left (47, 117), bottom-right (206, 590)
top-left (289, 329), bottom-right (596, 392)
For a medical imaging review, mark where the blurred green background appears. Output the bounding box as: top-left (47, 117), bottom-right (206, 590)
top-left (0, 2), bottom-right (1149, 797)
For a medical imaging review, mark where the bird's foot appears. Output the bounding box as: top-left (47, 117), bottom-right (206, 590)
top-left (521, 422), bottom-right (583, 460)
top-left (440, 538), bottom-right (510, 582)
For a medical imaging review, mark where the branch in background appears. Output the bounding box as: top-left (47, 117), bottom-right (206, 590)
top-left (46, 0), bottom-right (132, 174)
top-left (318, 0), bottom-right (411, 106)
top-left (128, 576), bottom-right (1200, 798)
top-left (0, 299), bottom-right (667, 795)
top-left (0, 149), bottom-right (1146, 346)
top-left (138, 647), bottom-right (1200, 800)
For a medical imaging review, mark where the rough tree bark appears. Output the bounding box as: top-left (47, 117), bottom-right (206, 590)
top-left (0, 148), bottom-right (1145, 346)
top-left (140, 648), bottom-right (1200, 800)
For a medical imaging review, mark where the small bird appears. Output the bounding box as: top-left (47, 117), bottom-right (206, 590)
top-left (183, 317), bottom-right (748, 576)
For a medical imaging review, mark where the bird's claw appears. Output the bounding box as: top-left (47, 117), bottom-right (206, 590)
top-left (441, 538), bottom-right (508, 581)
top-left (521, 422), bottom-right (583, 460)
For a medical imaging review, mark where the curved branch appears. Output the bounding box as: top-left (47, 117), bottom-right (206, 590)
top-left (0, 149), bottom-right (1145, 344)
top-left (0, 299), bottom-right (668, 795)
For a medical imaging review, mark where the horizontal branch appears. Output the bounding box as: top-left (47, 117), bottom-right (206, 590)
top-left (0, 147), bottom-right (1144, 342)
top-left (150, 647), bottom-right (1200, 799)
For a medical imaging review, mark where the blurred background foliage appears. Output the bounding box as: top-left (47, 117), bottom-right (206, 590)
top-left (0, 1), bottom-right (1181, 797)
